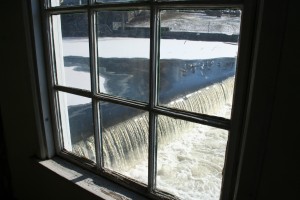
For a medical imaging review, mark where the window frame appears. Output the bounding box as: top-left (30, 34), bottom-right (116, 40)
top-left (36, 0), bottom-right (260, 199)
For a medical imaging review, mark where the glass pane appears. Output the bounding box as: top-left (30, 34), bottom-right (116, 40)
top-left (156, 115), bottom-right (229, 200)
top-left (50, 0), bottom-right (87, 7)
top-left (158, 9), bottom-right (241, 118)
top-left (97, 10), bottom-right (150, 102)
top-left (58, 92), bottom-right (95, 162)
top-left (99, 102), bottom-right (149, 184)
top-left (52, 13), bottom-right (91, 91)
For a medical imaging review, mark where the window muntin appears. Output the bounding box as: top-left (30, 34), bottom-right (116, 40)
top-left (45, 1), bottom-right (243, 199)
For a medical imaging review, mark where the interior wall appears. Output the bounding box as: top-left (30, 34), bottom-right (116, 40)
top-left (1, 0), bottom-right (38, 198)
top-left (234, 0), bottom-right (300, 199)
top-left (256, 0), bottom-right (300, 199)
top-left (0, 1), bottom-right (101, 200)
top-left (0, 108), bottom-right (15, 199)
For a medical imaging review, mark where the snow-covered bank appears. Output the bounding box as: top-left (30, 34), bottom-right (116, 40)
top-left (61, 37), bottom-right (238, 106)
top-left (62, 37), bottom-right (238, 59)
top-left (63, 67), bottom-right (106, 106)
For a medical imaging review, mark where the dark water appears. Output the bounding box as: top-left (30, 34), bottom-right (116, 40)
top-left (64, 57), bottom-right (236, 143)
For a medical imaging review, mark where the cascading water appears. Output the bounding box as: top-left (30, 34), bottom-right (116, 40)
top-left (58, 8), bottom-right (241, 198)
top-left (166, 77), bottom-right (234, 115)
top-left (72, 76), bottom-right (234, 200)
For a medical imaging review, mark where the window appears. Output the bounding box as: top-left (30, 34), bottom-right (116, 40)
top-left (42, 0), bottom-right (254, 199)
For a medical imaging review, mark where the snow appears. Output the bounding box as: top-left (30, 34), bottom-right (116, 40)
top-left (63, 66), bottom-right (106, 106)
top-left (160, 39), bottom-right (238, 60)
top-left (63, 66), bottom-right (91, 91)
top-left (61, 37), bottom-right (238, 107)
top-left (63, 37), bottom-right (238, 59)
top-left (60, 38), bottom-right (237, 199)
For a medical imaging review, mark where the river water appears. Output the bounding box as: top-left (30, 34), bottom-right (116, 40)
top-left (60, 37), bottom-right (237, 199)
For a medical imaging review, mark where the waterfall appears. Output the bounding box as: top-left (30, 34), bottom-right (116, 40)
top-left (72, 76), bottom-right (235, 170)
top-left (166, 77), bottom-right (234, 116)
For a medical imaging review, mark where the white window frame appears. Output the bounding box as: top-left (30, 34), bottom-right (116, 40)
top-left (27, 0), bottom-right (260, 199)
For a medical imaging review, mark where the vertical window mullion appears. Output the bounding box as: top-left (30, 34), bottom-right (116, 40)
top-left (50, 11), bottom-right (74, 153)
top-left (46, 11), bottom-right (64, 154)
top-left (88, 0), bottom-right (96, 6)
top-left (148, 5), bottom-right (160, 192)
top-left (88, 8), bottom-right (103, 168)
top-left (44, 0), bottom-right (50, 9)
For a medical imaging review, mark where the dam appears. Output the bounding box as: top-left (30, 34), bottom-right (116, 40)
top-left (70, 74), bottom-right (234, 200)
top-left (72, 76), bottom-right (234, 167)
top-left (59, 36), bottom-right (238, 200)
top-left (66, 55), bottom-right (235, 200)
top-left (53, 9), bottom-right (241, 200)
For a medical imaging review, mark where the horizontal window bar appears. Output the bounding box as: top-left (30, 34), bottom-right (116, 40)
top-left (95, 93), bottom-right (149, 110)
top-left (96, 97), bottom-right (231, 130)
top-left (58, 150), bottom-right (177, 200)
top-left (92, 2), bottom-right (242, 9)
top-left (44, 1), bottom-right (242, 13)
top-left (99, 167), bottom-right (178, 200)
top-left (95, 94), bottom-right (231, 130)
top-left (153, 106), bottom-right (231, 130)
top-left (54, 85), bottom-right (230, 129)
top-left (45, 5), bottom-right (150, 14)
top-left (54, 85), bottom-right (93, 98)
top-left (59, 149), bottom-right (97, 169)
top-left (55, 151), bottom-right (151, 198)
top-left (44, 5), bottom-right (90, 14)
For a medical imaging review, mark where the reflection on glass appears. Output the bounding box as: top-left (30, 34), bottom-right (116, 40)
top-left (97, 10), bottom-right (150, 102)
top-left (156, 115), bottom-right (228, 200)
top-left (99, 101), bottom-right (149, 184)
top-left (158, 9), bottom-right (241, 118)
top-left (52, 13), bottom-right (91, 91)
top-left (50, 0), bottom-right (87, 7)
top-left (58, 92), bottom-right (95, 162)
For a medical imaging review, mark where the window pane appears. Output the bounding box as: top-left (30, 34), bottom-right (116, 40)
top-left (97, 10), bottom-right (150, 102)
top-left (158, 9), bottom-right (241, 118)
top-left (156, 115), bottom-right (228, 200)
top-left (50, 0), bottom-right (87, 7)
top-left (99, 102), bottom-right (149, 184)
top-left (52, 13), bottom-right (91, 91)
top-left (58, 92), bottom-right (95, 162)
